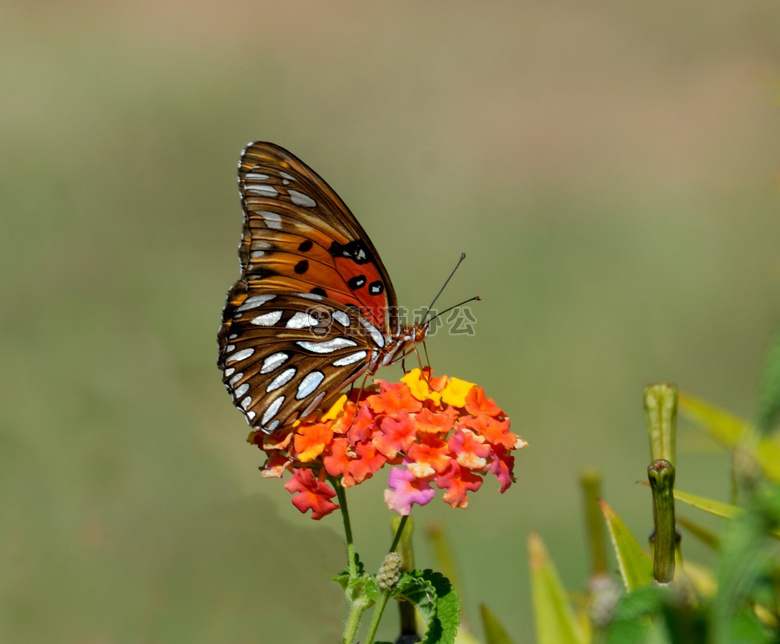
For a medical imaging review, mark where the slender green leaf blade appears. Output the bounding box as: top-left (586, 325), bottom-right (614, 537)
top-left (678, 392), bottom-right (749, 447)
top-left (600, 500), bottom-right (653, 591)
top-left (480, 604), bottom-right (515, 644)
top-left (528, 532), bottom-right (585, 644)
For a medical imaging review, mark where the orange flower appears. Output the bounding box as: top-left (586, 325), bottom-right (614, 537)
top-left (294, 422), bottom-right (334, 463)
top-left (250, 369), bottom-right (526, 520)
top-left (369, 381), bottom-right (423, 415)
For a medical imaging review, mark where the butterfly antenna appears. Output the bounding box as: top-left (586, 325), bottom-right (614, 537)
top-left (427, 295), bottom-right (482, 324)
top-left (420, 253), bottom-right (467, 324)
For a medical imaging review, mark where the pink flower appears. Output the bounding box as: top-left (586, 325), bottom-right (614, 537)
top-left (383, 467), bottom-right (436, 515)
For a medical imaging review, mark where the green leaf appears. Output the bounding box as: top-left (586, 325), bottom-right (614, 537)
top-left (678, 393), bottom-right (780, 482)
top-left (678, 392), bottom-right (750, 447)
top-left (394, 569), bottom-right (460, 644)
top-left (672, 489), bottom-right (739, 520)
top-left (675, 516), bottom-right (720, 550)
top-left (480, 604), bottom-right (515, 644)
top-left (756, 329), bottom-right (780, 434)
top-left (600, 500), bottom-right (654, 591)
top-left (673, 488), bottom-right (780, 540)
top-left (528, 532), bottom-right (585, 644)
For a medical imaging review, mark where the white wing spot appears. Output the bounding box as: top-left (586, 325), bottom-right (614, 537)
top-left (251, 250), bottom-right (265, 258)
top-left (250, 311), bottom-right (284, 326)
top-left (251, 240), bottom-right (272, 250)
top-left (245, 172), bottom-right (269, 181)
top-left (234, 383), bottom-right (250, 398)
top-left (224, 367), bottom-right (235, 377)
top-left (225, 344), bottom-right (235, 352)
top-left (286, 311), bottom-right (321, 329)
top-left (237, 294), bottom-right (276, 312)
top-left (297, 337), bottom-right (358, 354)
top-left (265, 419), bottom-right (280, 432)
top-left (359, 318), bottom-right (385, 348)
top-left (295, 291), bottom-right (324, 301)
top-left (226, 348), bottom-right (255, 363)
top-left (228, 372), bottom-right (244, 387)
top-left (288, 190), bottom-right (317, 208)
top-left (267, 367), bottom-right (297, 393)
top-left (241, 395), bottom-right (252, 410)
top-left (261, 352), bottom-right (290, 374)
top-left (280, 171), bottom-right (295, 183)
top-left (301, 391), bottom-right (327, 418)
top-left (245, 185), bottom-right (278, 198)
top-left (333, 311), bottom-right (350, 327)
top-left (332, 351), bottom-right (368, 367)
top-left (262, 396), bottom-right (285, 426)
top-left (258, 211), bottom-right (282, 230)
top-left (296, 371), bottom-right (325, 400)
top-left (247, 410), bottom-right (256, 421)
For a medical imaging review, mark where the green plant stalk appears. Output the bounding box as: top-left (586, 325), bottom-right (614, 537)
top-left (648, 459), bottom-right (677, 584)
top-left (364, 518), bottom-right (413, 644)
top-left (364, 589), bottom-right (391, 644)
top-left (332, 475), bottom-right (358, 580)
top-left (645, 383), bottom-right (678, 465)
top-left (343, 593), bottom-right (372, 644)
top-left (581, 468), bottom-right (608, 576)
top-left (391, 517), bottom-right (418, 638)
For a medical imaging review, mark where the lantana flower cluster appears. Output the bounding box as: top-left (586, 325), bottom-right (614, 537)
top-left (248, 368), bottom-right (527, 520)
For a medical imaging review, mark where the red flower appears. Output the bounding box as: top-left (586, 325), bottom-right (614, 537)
top-left (284, 468), bottom-right (340, 520)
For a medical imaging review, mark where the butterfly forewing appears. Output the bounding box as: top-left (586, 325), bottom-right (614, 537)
top-left (237, 142), bottom-right (398, 331)
top-left (218, 142), bottom-right (403, 433)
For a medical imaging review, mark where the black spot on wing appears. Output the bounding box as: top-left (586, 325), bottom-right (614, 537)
top-left (348, 275), bottom-right (367, 290)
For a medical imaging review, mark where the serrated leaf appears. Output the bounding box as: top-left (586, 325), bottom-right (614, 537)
top-left (600, 500), bottom-right (654, 591)
top-left (394, 569), bottom-right (460, 644)
top-left (528, 532), bottom-right (585, 644)
top-left (480, 604), bottom-right (515, 644)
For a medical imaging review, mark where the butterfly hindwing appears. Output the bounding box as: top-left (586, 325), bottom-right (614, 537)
top-left (219, 291), bottom-right (383, 432)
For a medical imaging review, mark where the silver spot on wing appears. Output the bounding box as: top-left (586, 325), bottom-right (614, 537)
top-left (245, 185), bottom-right (278, 198)
top-left (226, 348), bottom-right (255, 363)
top-left (332, 351), bottom-right (368, 367)
top-left (288, 190), bottom-right (317, 208)
top-left (267, 367), bottom-right (297, 393)
top-left (261, 352), bottom-right (290, 374)
top-left (237, 294), bottom-right (276, 312)
top-left (297, 337), bottom-right (358, 354)
top-left (359, 318), bottom-right (385, 348)
top-left (295, 371), bottom-right (325, 400)
top-left (250, 311), bottom-right (284, 326)
top-left (262, 396), bottom-right (285, 426)
top-left (286, 311), bottom-right (321, 329)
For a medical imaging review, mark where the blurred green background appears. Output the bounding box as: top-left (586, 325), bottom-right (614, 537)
top-left (2, 1), bottom-right (779, 642)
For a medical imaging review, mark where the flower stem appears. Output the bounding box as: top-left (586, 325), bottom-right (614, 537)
top-left (364, 590), bottom-right (391, 644)
top-left (331, 476), bottom-right (357, 578)
top-left (343, 595), bottom-right (371, 644)
top-left (389, 514), bottom-right (409, 553)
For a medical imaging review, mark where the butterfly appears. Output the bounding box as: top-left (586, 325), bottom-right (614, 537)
top-left (217, 142), bottom-right (430, 434)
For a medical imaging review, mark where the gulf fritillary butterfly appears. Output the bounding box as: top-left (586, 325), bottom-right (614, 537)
top-left (218, 142), bottom-right (430, 434)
